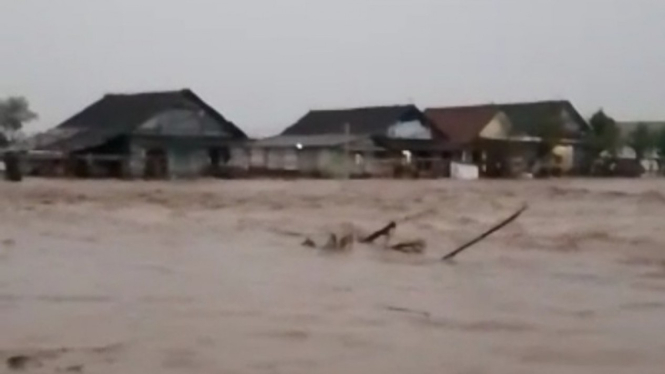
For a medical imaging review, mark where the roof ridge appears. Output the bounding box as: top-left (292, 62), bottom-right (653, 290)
top-left (103, 88), bottom-right (192, 98)
top-left (496, 99), bottom-right (570, 106)
top-left (425, 104), bottom-right (497, 111)
top-left (617, 120), bottom-right (665, 124)
top-left (426, 100), bottom-right (571, 111)
top-left (307, 104), bottom-right (415, 113)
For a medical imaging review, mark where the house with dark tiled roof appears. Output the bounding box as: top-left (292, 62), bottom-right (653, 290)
top-left (426, 100), bottom-right (591, 177)
top-left (29, 89), bottom-right (248, 178)
top-left (249, 105), bottom-right (457, 178)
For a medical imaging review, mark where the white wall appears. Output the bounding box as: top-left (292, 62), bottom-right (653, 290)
top-left (479, 113), bottom-right (511, 140)
top-left (228, 146), bottom-right (249, 169)
top-left (387, 120), bottom-right (431, 139)
top-left (249, 148), bottom-right (266, 168)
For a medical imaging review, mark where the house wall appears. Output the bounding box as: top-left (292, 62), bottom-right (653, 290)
top-left (126, 109), bottom-right (244, 179)
top-left (167, 145), bottom-right (209, 179)
top-left (264, 148), bottom-right (299, 171)
top-left (552, 145), bottom-right (575, 172)
top-left (249, 148), bottom-right (267, 168)
top-left (228, 146), bottom-right (250, 170)
top-left (387, 120), bottom-right (432, 139)
top-left (297, 149), bottom-right (320, 173)
top-left (361, 153), bottom-right (393, 177)
top-left (266, 149), bottom-right (284, 170)
top-left (479, 114), bottom-right (511, 140)
top-left (315, 148), bottom-right (369, 177)
top-left (128, 141), bottom-right (210, 179)
top-left (127, 142), bottom-right (146, 178)
top-left (282, 149), bottom-right (298, 171)
top-left (248, 147), bottom-right (391, 178)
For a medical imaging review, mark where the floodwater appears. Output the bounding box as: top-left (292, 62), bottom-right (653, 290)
top-left (0, 179), bottom-right (664, 373)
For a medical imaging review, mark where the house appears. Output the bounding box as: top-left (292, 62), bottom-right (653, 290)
top-left (615, 121), bottom-right (665, 175)
top-left (424, 106), bottom-right (512, 177)
top-left (250, 134), bottom-right (382, 178)
top-left (247, 105), bottom-right (456, 178)
top-left (425, 100), bottom-right (591, 177)
top-left (29, 89), bottom-right (247, 179)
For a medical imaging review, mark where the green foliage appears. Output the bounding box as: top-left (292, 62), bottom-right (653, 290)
top-left (0, 96), bottom-right (38, 142)
top-left (655, 128), bottom-right (665, 161)
top-left (587, 110), bottom-right (621, 158)
top-left (627, 123), bottom-right (653, 160)
top-left (535, 115), bottom-right (564, 158)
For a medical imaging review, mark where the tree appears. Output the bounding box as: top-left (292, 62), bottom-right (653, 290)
top-left (0, 96), bottom-right (38, 143)
top-left (587, 110), bottom-right (621, 158)
top-left (531, 115), bottom-right (565, 177)
top-left (535, 115), bottom-right (563, 158)
top-left (655, 128), bottom-right (665, 165)
top-left (627, 123), bottom-right (653, 160)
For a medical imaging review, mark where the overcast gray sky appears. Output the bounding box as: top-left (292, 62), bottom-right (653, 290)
top-left (1, 0), bottom-right (664, 136)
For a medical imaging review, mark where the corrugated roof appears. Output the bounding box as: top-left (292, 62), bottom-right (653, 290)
top-left (252, 134), bottom-right (364, 148)
top-left (281, 105), bottom-right (423, 136)
top-left (371, 136), bottom-right (461, 152)
top-left (37, 89), bottom-right (246, 152)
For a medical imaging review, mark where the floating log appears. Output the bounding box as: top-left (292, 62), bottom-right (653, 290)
top-left (442, 204), bottom-right (528, 261)
top-left (338, 233), bottom-right (355, 250)
top-left (384, 306), bottom-right (431, 318)
top-left (302, 237), bottom-right (316, 248)
top-left (321, 233), bottom-right (354, 251)
top-left (360, 221), bottom-right (396, 244)
top-left (390, 239), bottom-right (426, 254)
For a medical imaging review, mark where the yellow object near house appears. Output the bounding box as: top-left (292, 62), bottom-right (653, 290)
top-left (552, 145), bottom-right (574, 172)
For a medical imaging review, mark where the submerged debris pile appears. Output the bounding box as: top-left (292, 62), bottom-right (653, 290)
top-left (300, 204), bottom-right (528, 261)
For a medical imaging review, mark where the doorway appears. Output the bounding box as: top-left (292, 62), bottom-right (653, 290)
top-left (144, 148), bottom-right (168, 179)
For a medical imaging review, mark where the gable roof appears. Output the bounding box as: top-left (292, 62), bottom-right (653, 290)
top-left (37, 89), bottom-right (246, 151)
top-left (281, 105), bottom-right (424, 136)
top-left (424, 106), bottom-right (499, 144)
top-left (496, 100), bottom-right (589, 137)
top-left (425, 100), bottom-right (589, 143)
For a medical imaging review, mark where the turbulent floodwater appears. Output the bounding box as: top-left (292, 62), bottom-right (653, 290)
top-left (0, 179), bottom-right (664, 373)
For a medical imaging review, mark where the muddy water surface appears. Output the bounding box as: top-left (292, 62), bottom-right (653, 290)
top-left (0, 179), bottom-right (664, 373)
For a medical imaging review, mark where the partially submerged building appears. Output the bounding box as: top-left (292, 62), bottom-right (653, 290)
top-left (248, 105), bottom-right (456, 178)
top-left (615, 121), bottom-right (665, 175)
top-left (426, 100), bottom-right (591, 177)
top-left (29, 89), bottom-right (247, 179)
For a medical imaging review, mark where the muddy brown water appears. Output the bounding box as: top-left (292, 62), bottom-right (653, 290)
top-left (0, 179), bottom-right (664, 373)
